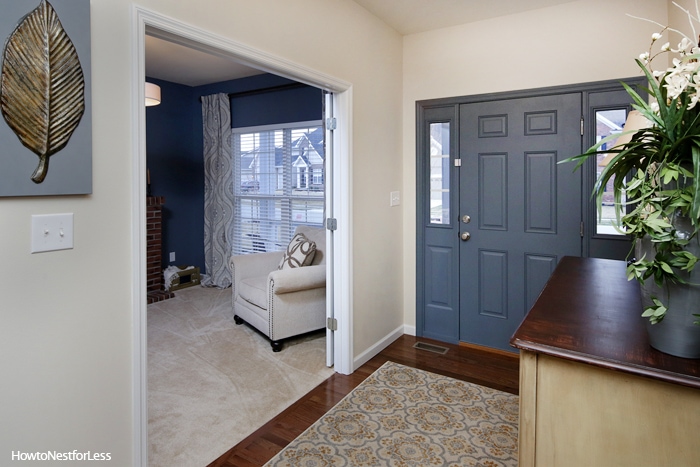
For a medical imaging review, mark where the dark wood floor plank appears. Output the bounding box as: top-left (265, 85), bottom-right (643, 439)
top-left (208, 334), bottom-right (519, 466)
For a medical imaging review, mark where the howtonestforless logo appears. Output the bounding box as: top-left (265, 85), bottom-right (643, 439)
top-left (11, 451), bottom-right (112, 462)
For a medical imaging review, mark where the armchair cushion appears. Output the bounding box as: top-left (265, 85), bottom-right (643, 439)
top-left (238, 275), bottom-right (268, 309)
top-left (278, 232), bottom-right (316, 270)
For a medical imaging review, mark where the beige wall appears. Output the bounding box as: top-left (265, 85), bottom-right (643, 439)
top-left (4, 0), bottom-right (692, 462)
top-left (0, 0), bottom-right (403, 463)
top-left (669, 0), bottom-right (699, 66)
top-left (401, 0), bottom-right (669, 328)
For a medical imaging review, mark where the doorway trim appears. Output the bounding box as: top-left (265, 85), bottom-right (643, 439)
top-left (131, 6), bottom-right (353, 466)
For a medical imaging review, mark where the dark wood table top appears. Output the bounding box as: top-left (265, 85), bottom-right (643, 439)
top-left (510, 256), bottom-right (700, 389)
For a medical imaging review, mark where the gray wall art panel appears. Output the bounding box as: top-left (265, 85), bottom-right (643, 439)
top-left (0, 0), bottom-right (92, 197)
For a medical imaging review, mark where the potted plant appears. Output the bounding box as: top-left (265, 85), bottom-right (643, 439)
top-left (564, 9), bottom-right (700, 358)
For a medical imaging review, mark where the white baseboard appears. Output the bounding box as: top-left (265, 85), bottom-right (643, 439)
top-left (403, 325), bottom-right (416, 336)
top-left (353, 325), bottom-right (404, 370)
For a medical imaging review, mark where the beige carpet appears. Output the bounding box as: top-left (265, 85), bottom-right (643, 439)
top-left (264, 361), bottom-right (519, 467)
top-left (148, 285), bottom-right (335, 467)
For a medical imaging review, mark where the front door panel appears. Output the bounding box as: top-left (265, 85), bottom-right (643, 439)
top-left (458, 94), bottom-right (582, 351)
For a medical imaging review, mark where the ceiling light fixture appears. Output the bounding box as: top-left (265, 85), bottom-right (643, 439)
top-left (145, 82), bottom-right (161, 106)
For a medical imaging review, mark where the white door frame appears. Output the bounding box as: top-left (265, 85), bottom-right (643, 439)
top-left (131, 6), bottom-right (354, 466)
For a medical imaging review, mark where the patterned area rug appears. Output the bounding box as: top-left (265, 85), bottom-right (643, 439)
top-left (265, 361), bottom-right (519, 466)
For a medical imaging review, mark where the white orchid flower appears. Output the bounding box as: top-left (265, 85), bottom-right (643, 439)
top-left (680, 37), bottom-right (693, 51)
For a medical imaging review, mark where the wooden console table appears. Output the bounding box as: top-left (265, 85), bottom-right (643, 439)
top-left (511, 256), bottom-right (700, 467)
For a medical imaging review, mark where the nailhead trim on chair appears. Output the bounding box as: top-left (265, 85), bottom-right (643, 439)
top-left (268, 276), bottom-right (275, 341)
top-left (230, 259), bottom-right (237, 303)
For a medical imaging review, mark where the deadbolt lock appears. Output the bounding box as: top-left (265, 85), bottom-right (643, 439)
top-left (462, 215), bottom-right (471, 224)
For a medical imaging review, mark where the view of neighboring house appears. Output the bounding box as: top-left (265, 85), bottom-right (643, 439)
top-left (237, 126), bottom-right (325, 192)
top-left (233, 125), bottom-right (325, 253)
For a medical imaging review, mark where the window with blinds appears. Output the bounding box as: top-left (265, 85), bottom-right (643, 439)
top-left (232, 121), bottom-right (325, 255)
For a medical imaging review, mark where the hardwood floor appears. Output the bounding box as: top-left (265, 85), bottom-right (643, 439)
top-left (208, 334), bottom-right (520, 467)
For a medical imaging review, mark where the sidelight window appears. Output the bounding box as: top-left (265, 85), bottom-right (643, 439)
top-left (429, 122), bottom-right (451, 224)
top-left (594, 109), bottom-right (628, 236)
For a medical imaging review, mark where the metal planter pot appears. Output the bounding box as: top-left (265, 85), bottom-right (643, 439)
top-left (636, 234), bottom-right (700, 358)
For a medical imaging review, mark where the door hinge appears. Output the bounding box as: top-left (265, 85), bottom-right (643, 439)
top-left (580, 221), bottom-right (585, 237)
top-left (327, 317), bottom-right (338, 331)
top-left (326, 218), bottom-right (338, 231)
top-left (580, 116), bottom-right (584, 136)
top-left (326, 117), bottom-right (337, 130)
top-left (454, 158), bottom-right (462, 167)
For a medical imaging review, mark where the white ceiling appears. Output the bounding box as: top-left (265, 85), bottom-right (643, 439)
top-left (352, 0), bottom-right (575, 35)
top-left (145, 0), bottom-right (575, 86)
top-left (145, 35), bottom-right (264, 87)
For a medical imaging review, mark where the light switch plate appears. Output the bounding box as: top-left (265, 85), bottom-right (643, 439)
top-left (390, 191), bottom-right (400, 207)
top-left (31, 213), bottom-right (74, 253)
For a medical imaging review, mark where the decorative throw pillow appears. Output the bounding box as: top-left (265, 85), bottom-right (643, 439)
top-left (278, 233), bottom-right (317, 270)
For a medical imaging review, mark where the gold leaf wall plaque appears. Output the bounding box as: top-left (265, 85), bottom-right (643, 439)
top-left (1, 0), bottom-right (86, 184)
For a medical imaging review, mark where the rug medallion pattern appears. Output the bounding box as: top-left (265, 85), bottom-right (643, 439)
top-left (265, 361), bottom-right (519, 466)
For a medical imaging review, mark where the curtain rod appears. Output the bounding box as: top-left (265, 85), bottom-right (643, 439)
top-left (199, 82), bottom-right (308, 102)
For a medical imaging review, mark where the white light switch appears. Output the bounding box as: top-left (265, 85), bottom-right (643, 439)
top-left (31, 213), bottom-right (74, 253)
top-left (170, 252), bottom-right (176, 262)
top-left (390, 191), bottom-right (400, 207)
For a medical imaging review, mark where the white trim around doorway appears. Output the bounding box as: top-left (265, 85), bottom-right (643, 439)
top-left (131, 6), bottom-right (353, 466)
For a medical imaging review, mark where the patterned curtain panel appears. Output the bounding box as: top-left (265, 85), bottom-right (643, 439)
top-left (201, 93), bottom-right (234, 288)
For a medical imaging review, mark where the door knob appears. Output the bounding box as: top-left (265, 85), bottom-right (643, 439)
top-left (461, 231), bottom-right (471, 241)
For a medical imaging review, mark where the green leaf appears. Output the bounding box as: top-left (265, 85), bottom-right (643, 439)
top-left (662, 167), bottom-right (678, 185)
top-left (643, 297), bottom-right (667, 324)
top-left (660, 261), bottom-right (674, 274)
top-left (691, 144), bottom-right (700, 225)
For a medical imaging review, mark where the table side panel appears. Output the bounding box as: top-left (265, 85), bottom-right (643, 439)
top-left (534, 354), bottom-right (700, 467)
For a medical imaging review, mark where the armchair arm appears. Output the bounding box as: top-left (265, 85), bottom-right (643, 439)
top-left (230, 251), bottom-right (283, 301)
top-left (268, 264), bottom-right (326, 294)
top-left (229, 251), bottom-right (283, 280)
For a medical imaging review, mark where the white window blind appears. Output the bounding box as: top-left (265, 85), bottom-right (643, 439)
top-left (232, 121), bottom-right (325, 255)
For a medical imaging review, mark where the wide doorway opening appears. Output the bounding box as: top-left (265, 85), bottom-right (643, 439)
top-left (132, 7), bottom-right (353, 466)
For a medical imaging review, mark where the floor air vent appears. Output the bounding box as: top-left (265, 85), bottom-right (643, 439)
top-left (413, 341), bottom-right (449, 355)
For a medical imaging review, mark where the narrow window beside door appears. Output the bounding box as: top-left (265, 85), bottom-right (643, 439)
top-left (594, 108), bottom-right (627, 236)
top-left (429, 122), bottom-right (451, 225)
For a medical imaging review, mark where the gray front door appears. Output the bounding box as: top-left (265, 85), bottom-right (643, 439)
top-left (417, 80), bottom-right (644, 352)
top-left (457, 94), bottom-right (582, 351)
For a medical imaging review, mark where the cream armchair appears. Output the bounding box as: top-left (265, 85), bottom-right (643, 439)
top-left (229, 225), bottom-right (326, 351)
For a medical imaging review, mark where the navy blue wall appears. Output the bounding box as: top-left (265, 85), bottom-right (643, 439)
top-left (146, 74), bottom-right (322, 276)
top-left (145, 78), bottom-right (202, 273)
top-left (196, 74), bottom-right (323, 128)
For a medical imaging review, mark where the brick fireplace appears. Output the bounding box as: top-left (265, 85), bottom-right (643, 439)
top-left (147, 196), bottom-right (173, 304)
